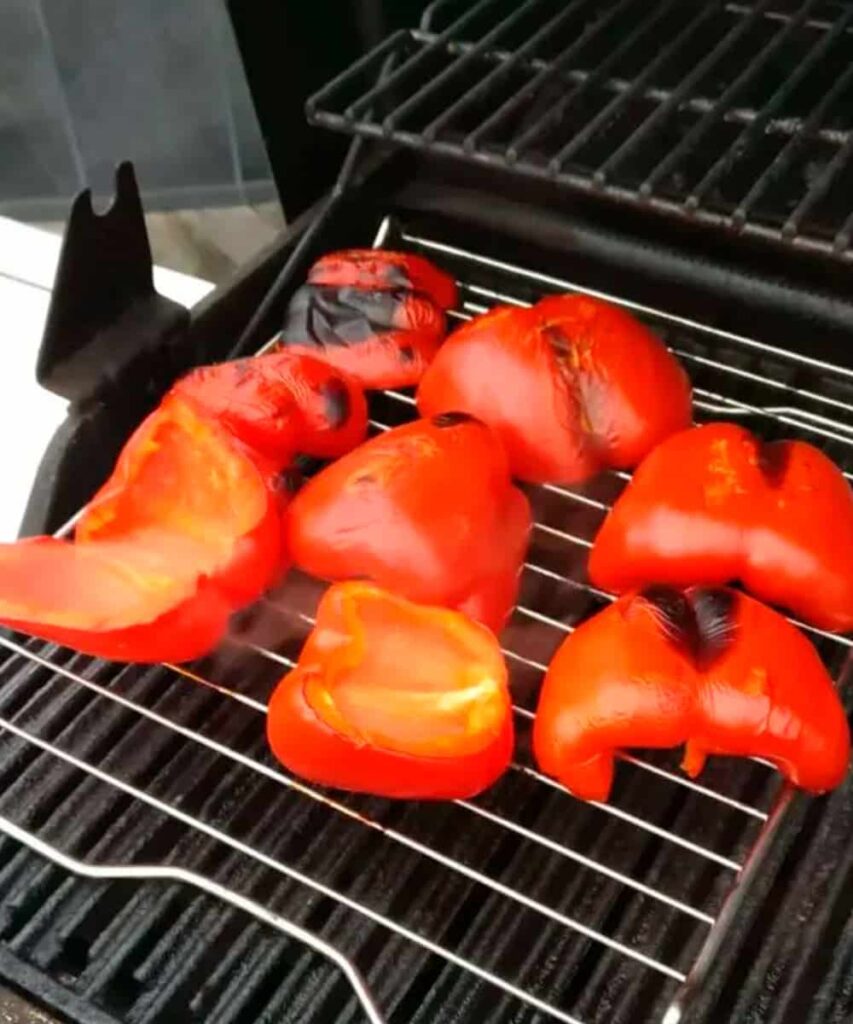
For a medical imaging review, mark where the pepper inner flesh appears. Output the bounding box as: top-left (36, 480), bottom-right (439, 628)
top-left (304, 591), bottom-right (508, 758)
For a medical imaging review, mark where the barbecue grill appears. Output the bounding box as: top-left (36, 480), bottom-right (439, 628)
top-left (2, 2), bottom-right (853, 1022)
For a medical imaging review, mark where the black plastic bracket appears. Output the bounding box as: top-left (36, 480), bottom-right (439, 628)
top-left (19, 162), bottom-right (200, 538)
top-left (37, 162), bottom-right (191, 405)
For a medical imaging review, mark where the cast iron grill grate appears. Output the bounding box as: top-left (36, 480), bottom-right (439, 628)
top-left (0, 216), bottom-right (850, 1023)
top-left (307, 0), bottom-right (853, 261)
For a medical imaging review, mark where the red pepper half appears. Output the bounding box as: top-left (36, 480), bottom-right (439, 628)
top-left (417, 294), bottom-right (692, 483)
top-left (267, 581), bottom-right (513, 798)
top-left (278, 249), bottom-right (457, 389)
top-left (534, 585), bottom-right (850, 801)
top-left (0, 395), bottom-right (285, 662)
top-left (589, 423), bottom-right (853, 632)
top-left (285, 413), bottom-right (531, 633)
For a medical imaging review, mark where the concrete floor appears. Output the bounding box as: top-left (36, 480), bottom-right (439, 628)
top-left (0, 990), bottom-right (57, 1024)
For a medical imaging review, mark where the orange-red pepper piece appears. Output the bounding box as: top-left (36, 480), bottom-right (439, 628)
top-left (285, 413), bottom-right (531, 633)
top-left (417, 294), bottom-right (692, 483)
top-left (534, 585), bottom-right (850, 801)
top-left (589, 423), bottom-right (853, 632)
top-left (267, 581), bottom-right (513, 798)
top-left (0, 395), bottom-right (285, 662)
top-left (172, 350), bottom-right (367, 466)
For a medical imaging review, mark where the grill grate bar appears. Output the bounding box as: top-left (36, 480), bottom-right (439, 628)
top-left (460, 0), bottom-right (640, 152)
top-left (343, 0), bottom-right (499, 122)
top-left (615, 754), bottom-right (769, 820)
top-left (0, 713), bottom-right (588, 1024)
top-left (594, 0), bottom-right (774, 183)
top-left (689, 2), bottom-right (853, 208)
top-left (503, 0), bottom-right (687, 162)
top-left (786, 129), bottom-right (853, 240)
top-left (0, 636), bottom-right (718, 950)
top-left (421, 0), bottom-right (592, 143)
top-left (725, 1), bottom-right (852, 34)
top-left (513, 766), bottom-right (744, 871)
top-left (734, 46), bottom-right (853, 228)
top-left (640, 0), bottom-right (819, 196)
top-left (0, 814), bottom-right (386, 1024)
top-left (384, 0), bottom-right (544, 134)
top-left (548, 5), bottom-right (720, 173)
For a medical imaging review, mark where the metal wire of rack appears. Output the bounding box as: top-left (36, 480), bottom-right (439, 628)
top-left (307, 0), bottom-right (853, 260)
top-left (0, 216), bottom-right (849, 1023)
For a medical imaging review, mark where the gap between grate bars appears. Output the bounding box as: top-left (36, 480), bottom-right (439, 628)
top-left (0, 216), bottom-right (850, 1024)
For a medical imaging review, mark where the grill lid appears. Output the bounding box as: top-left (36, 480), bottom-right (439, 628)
top-left (307, 0), bottom-right (853, 263)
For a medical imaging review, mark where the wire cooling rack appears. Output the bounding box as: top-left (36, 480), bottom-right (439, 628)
top-left (0, 214), bottom-right (849, 1023)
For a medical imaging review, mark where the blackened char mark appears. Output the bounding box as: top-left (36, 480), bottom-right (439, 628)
top-left (638, 585), bottom-right (738, 669)
top-left (277, 468), bottom-right (303, 495)
top-left (374, 259), bottom-right (412, 290)
top-left (639, 586), bottom-right (697, 660)
top-left (433, 411), bottom-right (475, 428)
top-left (320, 377), bottom-right (351, 428)
top-left (292, 453), bottom-right (324, 478)
top-left (279, 284), bottom-right (401, 349)
top-left (757, 440), bottom-right (790, 487)
top-left (690, 587), bottom-right (738, 668)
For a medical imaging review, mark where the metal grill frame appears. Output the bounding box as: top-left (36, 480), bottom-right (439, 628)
top-left (0, 211), bottom-right (849, 1023)
top-left (307, 0), bottom-right (853, 263)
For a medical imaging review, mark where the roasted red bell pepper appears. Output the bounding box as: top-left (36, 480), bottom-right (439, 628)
top-left (267, 581), bottom-right (513, 798)
top-left (534, 585), bottom-right (850, 801)
top-left (417, 294), bottom-right (692, 484)
top-left (589, 423), bottom-right (853, 632)
top-left (278, 249), bottom-right (458, 389)
top-left (285, 413), bottom-right (531, 633)
top-left (172, 350), bottom-right (367, 465)
top-left (0, 395), bottom-right (286, 662)
top-left (0, 353), bottom-right (367, 662)
top-left (308, 249), bottom-right (458, 310)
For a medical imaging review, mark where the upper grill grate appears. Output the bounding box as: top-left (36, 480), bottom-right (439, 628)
top-left (0, 216), bottom-right (849, 1023)
top-left (307, 0), bottom-right (853, 261)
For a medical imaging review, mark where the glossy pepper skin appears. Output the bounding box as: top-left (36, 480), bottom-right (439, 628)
top-left (277, 249), bottom-right (458, 389)
top-left (0, 353), bottom-right (366, 662)
top-left (0, 395), bottom-right (286, 662)
top-left (285, 413), bottom-right (531, 633)
top-left (172, 350), bottom-right (367, 465)
top-left (534, 586), bottom-right (850, 801)
top-left (417, 294), bottom-right (692, 484)
top-left (267, 581), bottom-right (513, 798)
top-left (589, 423), bottom-right (853, 632)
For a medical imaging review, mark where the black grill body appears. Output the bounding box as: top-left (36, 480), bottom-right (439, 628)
top-left (2, 3), bottom-right (853, 1023)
